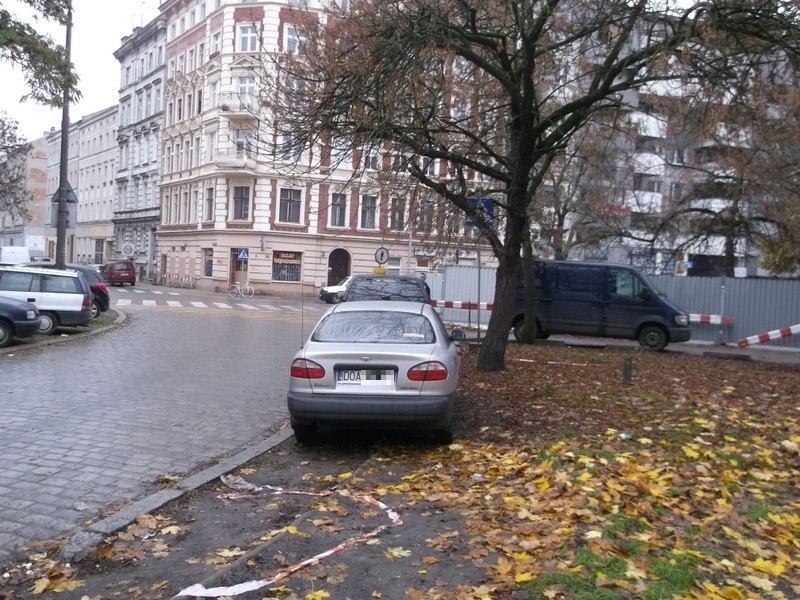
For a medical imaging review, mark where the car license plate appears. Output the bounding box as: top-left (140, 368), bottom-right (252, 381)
top-left (337, 369), bottom-right (394, 386)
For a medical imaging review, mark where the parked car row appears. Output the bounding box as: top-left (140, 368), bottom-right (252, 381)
top-left (0, 259), bottom-right (135, 346)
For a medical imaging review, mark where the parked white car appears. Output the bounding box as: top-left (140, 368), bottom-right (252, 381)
top-left (318, 275), bottom-right (353, 303)
top-left (0, 266), bottom-right (93, 334)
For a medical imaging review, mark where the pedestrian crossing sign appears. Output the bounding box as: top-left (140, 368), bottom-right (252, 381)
top-left (238, 248), bottom-right (250, 260)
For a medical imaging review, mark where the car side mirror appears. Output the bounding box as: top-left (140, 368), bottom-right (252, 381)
top-left (450, 329), bottom-right (466, 341)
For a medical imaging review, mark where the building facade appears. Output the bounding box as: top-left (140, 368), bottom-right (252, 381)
top-left (154, 0), bottom-right (489, 295)
top-left (114, 16), bottom-right (167, 281)
top-left (0, 136), bottom-right (49, 258)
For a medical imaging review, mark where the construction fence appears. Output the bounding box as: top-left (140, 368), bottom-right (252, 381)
top-left (427, 265), bottom-right (800, 349)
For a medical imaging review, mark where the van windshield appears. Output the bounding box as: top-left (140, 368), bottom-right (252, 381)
top-left (638, 271), bottom-right (664, 295)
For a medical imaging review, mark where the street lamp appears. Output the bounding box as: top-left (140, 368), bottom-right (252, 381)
top-left (55, 2), bottom-right (73, 269)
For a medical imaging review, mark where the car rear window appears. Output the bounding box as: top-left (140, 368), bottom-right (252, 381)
top-left (344, 277), bottom-right (427, 302)
top-left (312, 311), bottom-right (435, 344)
top-left (114, 262), bottom-right (132, 270)
top-left (41, 274), bottom-right (79, 293)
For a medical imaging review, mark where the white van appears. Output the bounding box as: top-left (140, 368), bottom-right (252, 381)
top-left (0, 266), bottom-right (93, 334)
top-left (0, 246), bottom-right (32, 265)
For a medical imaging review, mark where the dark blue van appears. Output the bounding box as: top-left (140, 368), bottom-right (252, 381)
top-left (512, 260), bottom-right (691, 350)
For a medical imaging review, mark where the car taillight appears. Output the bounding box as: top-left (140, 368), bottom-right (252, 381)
top-left (81, 296), bottom-right (91, 311)
top-left (291, 359), bottom-right (325, 379)
top-left (97, 282), bottom-right (108, 292)
top-left (407, 361), bottom-right (448, 381)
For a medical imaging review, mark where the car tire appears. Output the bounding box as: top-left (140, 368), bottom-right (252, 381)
top-left (91, 300), bottom-right (100, 319)
top-left (130, 281), bottom-right (135, 286)
top-left (292, 424), bottom-right (316, 445)
top-left (637, 324), bottom-right (668, 351)
top-left (432, 424), bottom-right (454, 445)
top-left (0, 319), bottom-right (12, 348)
top-left (38, 312), bottom-right (58, 335)
top-left (513, 318), bottom-right (548, 342)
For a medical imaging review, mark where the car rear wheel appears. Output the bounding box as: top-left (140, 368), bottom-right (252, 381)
top-left (0, 320), bottom-right (12, 348)
top-left (292, 424), bottom-right (317, 445)
top-left (38, 312), bottom-right (58, 335)
top-left (637, 324), bottom-right (668, 350)
top-left (91, 300), bottom-right (100, 319)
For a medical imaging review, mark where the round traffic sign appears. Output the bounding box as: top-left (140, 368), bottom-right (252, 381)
top-left (375, 247), bottom-right (389, 264)
top-left (123, 245), bottom-right (133, 255)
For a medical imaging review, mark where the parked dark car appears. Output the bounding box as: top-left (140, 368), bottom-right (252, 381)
top-left (339, 274), bottom-right (430, 303)
top-left (0, 295), bottom-right (41, 348)
top-left (100, 260), bottom-right (136, 286)
top-left (21, 262), bottom-right (110, 318)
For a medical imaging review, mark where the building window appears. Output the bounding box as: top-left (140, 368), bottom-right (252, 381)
top-left (279, 188), bottom-right (302, 223)
top-left (232, 186), bottom-right (250, 220)
top-left (417, 199), bottom-right (435, 233)
top-left (203, 248), bottom-right (213, 276)
top-left (330, 192), bottom-right (347, 227)
top-left (279, 129), bottom-right (302, 162)
top-left (238, 75), bottom-right (255, 109)
top-left (285, 25), bottom-right (306, 54)
top-left (236, 129), bottom-right (254, 157)
top-left (362, 145), bottom-right (379, 170)
top-left (389, 197), bottom-right (405, 231)
top-left (238, 24), bottom-right (259, 52)
top-left (211, 31), bottom-right (221, 54)
top-left (205, 186), bottom-right (214, 221)
top-left (272, 250), bottom-right (301, 282)
top-left (360, 195), bottom-right (377, 229)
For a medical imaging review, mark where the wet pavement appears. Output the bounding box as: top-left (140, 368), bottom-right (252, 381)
top-left (0, 297), bottom-right (313, 565)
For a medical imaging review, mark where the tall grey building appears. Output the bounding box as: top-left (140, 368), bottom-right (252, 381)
top-left (114, 16), bottom-right (167, 281)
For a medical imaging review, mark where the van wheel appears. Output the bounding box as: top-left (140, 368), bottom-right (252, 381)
top-left (38, 312), bottom-right (58, 335)
top-left (513, 318), bottom-right (549, 342)
top-left (638, 325), bottom-right (667, 350)
top-left (0, 320), bottom-right (12, 348)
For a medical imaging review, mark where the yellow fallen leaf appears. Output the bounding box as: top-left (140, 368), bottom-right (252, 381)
top-left (385, 546), bottom-right (411, 559)
top-left (338, 471), bottom-right (352, 479)
top-left (750, 557), bottom-right (785, 576)
top-left (216, 547), bottom-right (246, 558)
top-left (305, 591), bottom-right (330, 600)
top-left (720, 586), bottom-right (745, 600)
top-left (161, 525), bottom-right (181, 535)
top-left (29, 578), bottom-right (51, 594)
top-left (743, 575), bottom-right (774, 591)
top-left (515, 572), bottom-right (534, 583)
top-left (682, 445), bottom-right (699, 459)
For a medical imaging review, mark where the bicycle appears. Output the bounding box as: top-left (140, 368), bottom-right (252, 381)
top-left (227, 280), bottom-right (254, 298)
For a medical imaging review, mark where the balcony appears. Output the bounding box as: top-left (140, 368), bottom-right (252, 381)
top-left (217, 93), bottom-right (260, 117)
top-left (213, 150), bottom-right (257, 173)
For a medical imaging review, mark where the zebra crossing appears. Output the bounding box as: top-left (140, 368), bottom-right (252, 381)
top-left (110, 288), bottom-right (327, 314)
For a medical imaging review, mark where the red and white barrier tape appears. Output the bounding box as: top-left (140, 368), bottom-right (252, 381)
top-left (689, 313), bottom-right (733, 325)
top-left (430, 302), bottom-right (733, 328)
top-left (737, 323), bottom-right (800, 348)
top-left (429, 299), bottom-right (494, 310)
top-left (175, 475), bottom-right (402, 598)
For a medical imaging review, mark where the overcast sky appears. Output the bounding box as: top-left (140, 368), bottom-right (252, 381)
top-left (0, 0), bottom-right (160, 142)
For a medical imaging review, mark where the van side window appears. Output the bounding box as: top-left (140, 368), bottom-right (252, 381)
top-left (609, 269), bottom-right (643, 300)
top-left (555, 265), bottom-right (603, 293)
top-left (0, 271), bottom-right (36, 292)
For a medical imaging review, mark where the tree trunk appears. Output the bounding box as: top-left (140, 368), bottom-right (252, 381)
top-left (476, 207), bottom-right (525, 371)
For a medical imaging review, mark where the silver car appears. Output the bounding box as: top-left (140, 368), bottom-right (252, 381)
top-left (288, 301), bottom-right (466, 444)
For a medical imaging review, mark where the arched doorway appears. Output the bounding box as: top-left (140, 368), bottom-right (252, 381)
top-left (327, 248), bottom-right (350, 285)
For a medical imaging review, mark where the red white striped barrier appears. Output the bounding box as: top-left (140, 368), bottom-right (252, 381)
top-left (689, 313), bottom-right (733, 325)
top-left (429, 299), bottom-right (494, 310)
top-left (737, 323), bottom-right (800, 348)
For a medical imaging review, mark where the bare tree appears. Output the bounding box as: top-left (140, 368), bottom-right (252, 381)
top-left (0, 116), bottom-right (32, 219)
top-left (273, 0), bottom-right (799, 370)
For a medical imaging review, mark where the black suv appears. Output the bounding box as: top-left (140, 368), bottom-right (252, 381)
top-left (339, 274), bottom-right (430, 303)
top-left (21, 262), bottom-right (110, 318)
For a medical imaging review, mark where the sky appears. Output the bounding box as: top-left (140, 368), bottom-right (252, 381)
top-left (0, 0), bottom-right (160, 142)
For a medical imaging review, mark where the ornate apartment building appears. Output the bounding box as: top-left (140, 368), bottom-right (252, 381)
top-left (155, 0), bottom-right (487, 294)
top-left (114, 16), bottom-right (167, 281)
top-left (0, 136), bottom-right (48, 257)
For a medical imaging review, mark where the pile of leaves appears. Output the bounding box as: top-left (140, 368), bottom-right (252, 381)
top-left (1, 343), bottom-right (798, 599)
top-left (358, 343), bottom-right (800, 599)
